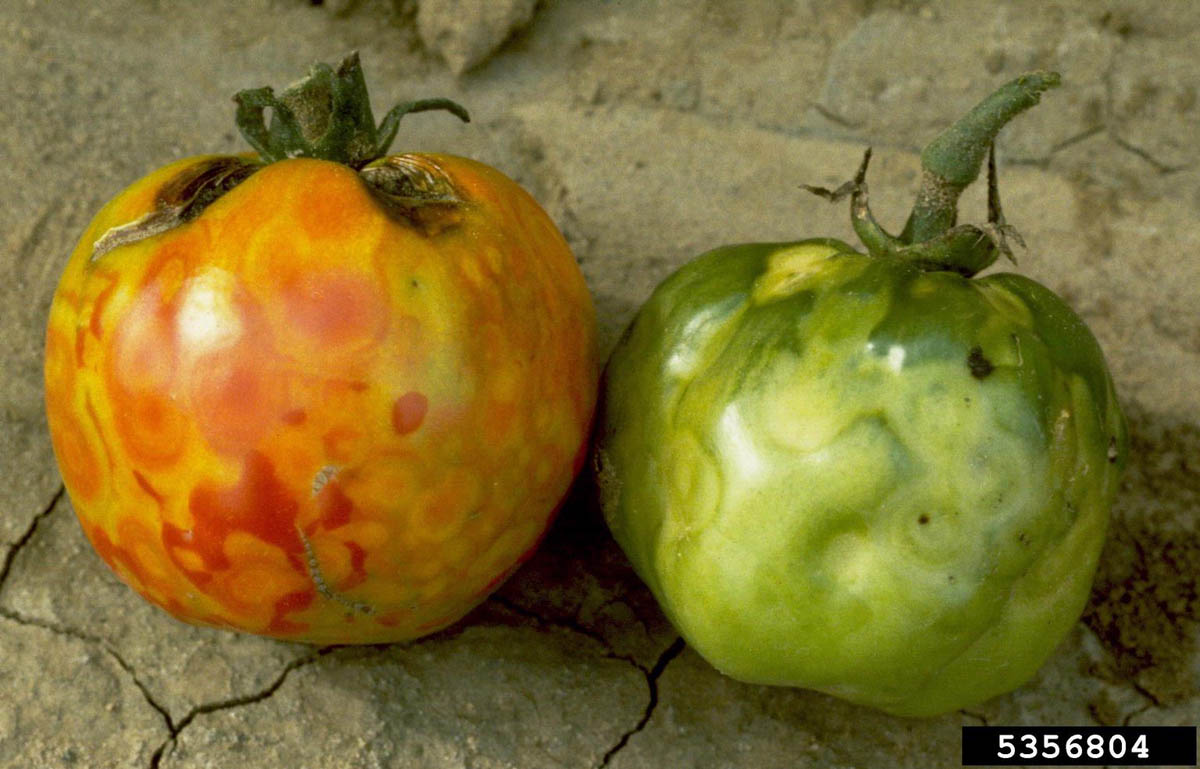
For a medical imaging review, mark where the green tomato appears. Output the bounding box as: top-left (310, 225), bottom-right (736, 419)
top-left (597, 239), bottom-right (1126, 715)
top-left (595, 73), bottom-right (1127, 717)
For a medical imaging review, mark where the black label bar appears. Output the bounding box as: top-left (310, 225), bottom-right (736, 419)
top-left (962, 726), bottom-right (1196, 766)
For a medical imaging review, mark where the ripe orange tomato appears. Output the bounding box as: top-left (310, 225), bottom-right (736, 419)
top-left (43, 56), bottom-right (598, 643)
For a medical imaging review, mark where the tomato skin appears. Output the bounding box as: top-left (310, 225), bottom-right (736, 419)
top-left (596, 239), bottom-right (1126, 716)
top-left (45, 153), bottom-right (598, 643)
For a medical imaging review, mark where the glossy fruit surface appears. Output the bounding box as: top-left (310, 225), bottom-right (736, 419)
top-left (44, 58), bottom-right (597, 643)
top-left (595, 72), bottom-right (1127, 715)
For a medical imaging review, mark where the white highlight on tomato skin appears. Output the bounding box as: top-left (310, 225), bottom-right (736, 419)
top-left (175, 268), bottom-right (242, 351)
top-left (863, 341), bottom-right (906, 373)
top-left (667, 308), bottom-right (722, 378)
top-left (716, 404), bottom-right (765, 481)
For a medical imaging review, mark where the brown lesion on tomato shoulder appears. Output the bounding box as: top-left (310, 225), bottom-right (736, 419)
top-left (359, 154), bottom-right (464, 236)
top-left (90, 156), bottom-right (260, 262)
top-left (967, 345), bottom-right (994, 379)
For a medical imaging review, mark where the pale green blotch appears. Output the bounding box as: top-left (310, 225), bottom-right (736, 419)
top-left (751, 241), bottom-right (857, 303)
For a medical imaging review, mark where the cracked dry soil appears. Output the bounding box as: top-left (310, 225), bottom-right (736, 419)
top-left (3, 0), bottom-right (1199, 767)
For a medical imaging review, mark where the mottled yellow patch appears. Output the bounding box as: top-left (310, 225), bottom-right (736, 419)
top-left (752, 242), bottom-right (858, 303)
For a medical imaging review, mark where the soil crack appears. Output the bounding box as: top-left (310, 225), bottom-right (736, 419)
top-left (1122, 702), bottom-right (1155, 726)
top-left (959, 709), bottom-right (989, 725)
top-left (104, 644), bottom-right (176, 734)
top-left (148, 646), bottom-right (339, 768)
top-left (1108, 133), bottom-right (1187, 174)
top-left (484, 595), bottom-right (688, 767)
top-left (487, 594), bottom-right (643, 670)
top-left (596, 636), bottom-right (686, 768)
top-left (1099, 57), bottom-right (1188, 175)
top-left (1048, 125), bottom-right (1104, 154)
top-left (0, 607), bottom-right (175, 745)
top-left (0, 485), bottom-right (65, 593)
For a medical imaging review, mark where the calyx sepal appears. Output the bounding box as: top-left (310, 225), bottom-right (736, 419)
top-left (233, 52), bottom-right (470, 169)
top-left (805, 71), bottom-right (1059, 277)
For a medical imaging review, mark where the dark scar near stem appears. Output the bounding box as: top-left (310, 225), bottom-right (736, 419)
top-left (359, 155), bottom-right (464, 235)
top-left (89, 157), bottom-right (260, 262)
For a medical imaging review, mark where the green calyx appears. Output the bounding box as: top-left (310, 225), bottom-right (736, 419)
top-left (806, 71), bottom-right (1060, 277)
top-left (86, 55), bottom-right (472, 262)
top-left (233, 52), bottom-right (470, 169)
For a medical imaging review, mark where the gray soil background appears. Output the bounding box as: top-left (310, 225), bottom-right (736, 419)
top-left (2, 0), bottom-right (1198, 767)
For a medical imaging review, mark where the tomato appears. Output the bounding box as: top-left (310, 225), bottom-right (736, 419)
top-left (595, 72), bottom-right (1127, 716)
top-left (44, 55), bottom-right (597, 644)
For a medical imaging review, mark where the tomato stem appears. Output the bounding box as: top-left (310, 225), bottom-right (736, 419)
top-left (900, 71), bottom-right (1060, 248)
top-left (822, 149), bottom-right (1006, 276)
top-left (806, 72), bottom-right (1060, 276)
top-left (233, 53), bottom-right (470, 168)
